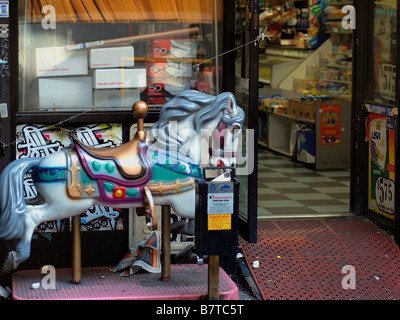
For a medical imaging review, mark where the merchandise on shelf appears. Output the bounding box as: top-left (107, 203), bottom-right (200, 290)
top-left (297, 129), bottom-right (316, 164)
top-left (288, 96), bottom-right (331, 120)
top-left (36, 47), bottom-right (88, 77)
top-left (20, 0), bottom-right (221, 111)
top-left (90, 46), bottom-right (135, 69)
top-left (324, 21), bottom-right (352, 33)
top-left (260, 94), bottom-right (332, 121)
top-left (324, 6), bottom-right (346, 19)
top-left (259, 95), bottom-right (289, 114)
top-left (259, 0), bottom-right (327, 49)
top-left (293, 47), bottom-right (353, 99)
top-left (92, 68), bottom-right (147, 89)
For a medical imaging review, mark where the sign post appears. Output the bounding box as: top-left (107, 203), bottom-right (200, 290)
top-left (195, 168), bottom-right (239, 300)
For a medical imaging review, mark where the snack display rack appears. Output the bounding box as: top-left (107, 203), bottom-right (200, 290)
top-left (257, 0), bottom-right (353, 168)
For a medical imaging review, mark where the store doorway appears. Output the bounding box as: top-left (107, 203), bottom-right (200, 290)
top-left (257, 148), bottom-right (351, 219)
top-left (257, 25), bottom-right (353, 218)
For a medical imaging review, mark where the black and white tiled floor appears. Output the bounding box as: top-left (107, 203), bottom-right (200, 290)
top-left (257, 149), bottom-right (351, 218)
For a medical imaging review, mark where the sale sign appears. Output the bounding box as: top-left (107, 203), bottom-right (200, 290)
top-left (320, 104), bottom-right (341, 145)
top-left (368, 113), bottom-right (395, 219)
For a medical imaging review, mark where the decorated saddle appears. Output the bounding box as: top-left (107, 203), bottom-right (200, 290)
top-left (69, 134), bottom-right (152, 204)
top-left (66, 101), bottom-right (157, 230)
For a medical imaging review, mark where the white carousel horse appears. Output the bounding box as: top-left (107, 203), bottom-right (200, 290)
top-left (0, 90), bottom-right (244, 273)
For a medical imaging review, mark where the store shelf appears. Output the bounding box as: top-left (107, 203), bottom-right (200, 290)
top-left (268, 145), bottom-right (295, 158)
top-left (325, 31), bottom-right (353, 34)
top-left (258, 140), bottom-right (269, 149)
top-left (320, 79), bottom-right (351, 85)
top-left (258, 97), bottom-right (352, 168)
top-left (267, 111), bottom-right (315, 124)
top-left (326, 2), bottom-right (353, 5)
top-left (324, 64), bottom-right (352, 69)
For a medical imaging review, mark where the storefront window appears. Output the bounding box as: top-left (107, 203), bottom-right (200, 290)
top-left (371, 0), bottom-right (397, 105)
top-left (18, 0), bottom-right (223, 112)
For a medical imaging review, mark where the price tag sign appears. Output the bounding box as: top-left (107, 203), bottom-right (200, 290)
top-left (378, 63), bottom-right (396, 102)
top-left (375, 176), bottom-right (395, 215)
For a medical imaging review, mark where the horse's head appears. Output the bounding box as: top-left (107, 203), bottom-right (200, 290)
top-left (206, 93), bottom-right (245, 168)
top-left (147, 90), bottom-right (244, 169)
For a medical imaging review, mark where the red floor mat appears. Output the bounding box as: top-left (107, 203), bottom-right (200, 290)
top-left (240, 218), bottom-right (400, 300)
top-left (12, 264), bottom-right (238, 300)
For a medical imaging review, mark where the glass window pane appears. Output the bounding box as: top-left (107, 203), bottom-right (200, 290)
top-left (235, 0), bottom-right (250, 222)
top-left (371, 0), bottom-right (397, 105)
top-left (18, 0), bottom-right (223, 112)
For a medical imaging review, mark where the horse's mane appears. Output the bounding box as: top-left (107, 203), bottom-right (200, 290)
top-left (147, 90), bottom-right (244, 163)
top-left (153, 90), bottom-right (228, 130)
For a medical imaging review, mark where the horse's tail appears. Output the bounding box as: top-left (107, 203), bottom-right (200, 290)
top-left (0, 158), bottom-right (42, 241)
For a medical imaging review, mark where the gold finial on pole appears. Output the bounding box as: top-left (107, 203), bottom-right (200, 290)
top-left (132, 101), bottom-right (148, 141)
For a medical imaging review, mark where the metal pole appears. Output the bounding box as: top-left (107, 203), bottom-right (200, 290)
top-left (72, 215), bottom-right (81, 284)
top-left (208, 255), bottom-right (220, 300)
top-left (161, 206), bottom-right (171, 282)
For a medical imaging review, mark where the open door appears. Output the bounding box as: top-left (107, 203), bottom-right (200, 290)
top-left (353, 0), bottom-right (399, 236)
top-left (234, 0), bottom-right (259, 244)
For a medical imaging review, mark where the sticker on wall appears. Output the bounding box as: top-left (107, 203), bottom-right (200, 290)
top-left (0, 102), bottom-right (7, 118)
top-left (368, 113), bottom-right (395, 219)
top-left (0, 24), bottom-right (8, 38)
top-left (0, 1), bottom-right (8, 18)
top-left (320, 104), bottom-right (341, 145)
top-left (16, 123), bottom-right (125, 232)
top-left (374, 9), bottom-right (397, 103)
top-left (378, 63), bottom-right (396, 102)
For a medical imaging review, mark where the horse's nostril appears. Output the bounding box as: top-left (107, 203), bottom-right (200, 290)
top-left (233, 123), bottom-right (241, 130)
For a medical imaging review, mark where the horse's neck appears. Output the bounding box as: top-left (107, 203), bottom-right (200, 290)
top-left (146, 137), bottom-right (201, 165)
top-left (146, 113), bottom-right (223, 166)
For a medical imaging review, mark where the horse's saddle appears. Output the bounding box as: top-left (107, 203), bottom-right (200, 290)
top-left (67, 101), bottom-right (158, 230)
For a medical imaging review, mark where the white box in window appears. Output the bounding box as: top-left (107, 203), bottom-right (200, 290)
top-left (146, 59), bottom-right (192, 78)
top-left (151, 39), bottom-right (197, 59)
top-left (36, 47), bottom-right (88, 77)
top-left (93, 68), bottom-right (147, 89)
top-left (90, 46), bottom-right (135, 69)
top-left (39, 77), bottom-right (92, 108)
top-left (94, 89), bottom-right (141, 108)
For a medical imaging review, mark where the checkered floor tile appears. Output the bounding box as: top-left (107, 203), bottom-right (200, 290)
top-left (258, 149), bottom-right (350, 218)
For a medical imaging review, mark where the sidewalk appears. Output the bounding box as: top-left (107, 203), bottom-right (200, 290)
top-left (238, 217), bottom-right (400, 300)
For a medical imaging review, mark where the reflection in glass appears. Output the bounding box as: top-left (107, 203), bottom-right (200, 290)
top-left (18, 0), bottom-right (223, 111)
top-left (372, 0), bottom-right (397, 105)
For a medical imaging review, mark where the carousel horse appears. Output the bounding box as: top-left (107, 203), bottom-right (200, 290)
top-left (0, 90), bottom-right (245, 273)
